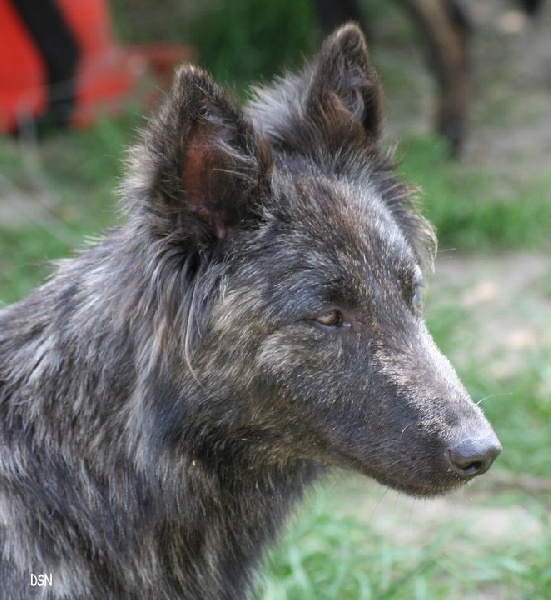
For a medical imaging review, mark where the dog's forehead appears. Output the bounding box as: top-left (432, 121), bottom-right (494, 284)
top-left (275, 168), bottom-right (415, 275)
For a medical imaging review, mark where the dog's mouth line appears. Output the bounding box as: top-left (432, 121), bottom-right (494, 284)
top-left (325, 446), bottom-right (465, 496)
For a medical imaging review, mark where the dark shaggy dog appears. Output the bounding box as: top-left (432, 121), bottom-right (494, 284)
top-left (0, 24), bottom-right (500, 599)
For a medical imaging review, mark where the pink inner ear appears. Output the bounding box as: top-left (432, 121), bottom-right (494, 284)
top-left (182, 131), bottom-right (212, 213)
top-left (181, 129), bottom-right (229, 240)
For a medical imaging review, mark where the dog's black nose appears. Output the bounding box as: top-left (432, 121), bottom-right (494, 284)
top-left (447, 435), bottom-right (501, 480)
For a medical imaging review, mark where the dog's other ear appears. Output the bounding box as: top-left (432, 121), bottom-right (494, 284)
top-left (248, 23), bottom-right (382, 158)
top-left (308, 22), bottom-right (382, 146)
top-left (126, 66), bottom-right (273, 245)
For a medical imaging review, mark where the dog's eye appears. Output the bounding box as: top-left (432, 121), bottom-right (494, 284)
top-left (316, 309), bottom-right (345, 328)
top-left (411, 282), bottom-right (424, 311)
top-left (407, 266), bottom-right (424, 312)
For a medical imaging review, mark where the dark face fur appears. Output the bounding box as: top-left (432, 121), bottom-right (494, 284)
top-left (128, 25), bottom-right (500, 497)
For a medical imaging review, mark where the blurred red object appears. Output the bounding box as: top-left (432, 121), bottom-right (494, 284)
top-left (0, 0), bottom-right (194, 133)
top-left (0, 0), bottom-right (46, 131)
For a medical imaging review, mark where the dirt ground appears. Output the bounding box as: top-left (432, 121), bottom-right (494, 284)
top-left (431, 252), bottom-right (551, 379)
top-left (463, 0), bottom-right (551, 182)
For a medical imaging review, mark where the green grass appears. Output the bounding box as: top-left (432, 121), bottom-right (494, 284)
top-left (182, 0), bottom-right (318, 90)
top-left (0, 115), bottom-right (139, 304)
top-left (258, 497), bottom-right (445, 600)
top-left (398, 136), bottom-right (551, 251)
top-left (255, 484), bottom-right (551, 599)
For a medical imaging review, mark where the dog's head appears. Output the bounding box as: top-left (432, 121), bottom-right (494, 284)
top-left (126, 24), bottom-right (500, 496)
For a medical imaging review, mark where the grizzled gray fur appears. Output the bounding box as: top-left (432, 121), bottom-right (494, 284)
top-left (0, 24), bottom-right (500, 599)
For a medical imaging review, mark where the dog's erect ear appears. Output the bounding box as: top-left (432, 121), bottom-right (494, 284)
top-left (174, 68), bottom-right (274, 242)
top-left (127, 66), bottom-right (272, 244)
top-left (247, 23), bottom-right (382, 158)
top-left (308, 23), bottom-right (382, 145)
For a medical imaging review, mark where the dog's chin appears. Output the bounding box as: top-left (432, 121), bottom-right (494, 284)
top-left (325, 449), bottom-right (466, 497)
top-left (384, 475), bottom-right (465, 498)
top-left (342, 457), bottom-right (466, 498)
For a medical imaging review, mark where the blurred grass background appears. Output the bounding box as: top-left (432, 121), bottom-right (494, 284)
top-left (1, 0), bottom-right (550, 598)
